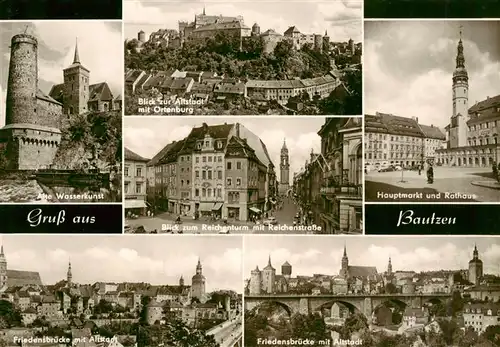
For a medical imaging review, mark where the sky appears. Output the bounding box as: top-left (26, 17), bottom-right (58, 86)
top-left (244, 236), bottom-right (500, 277)
top-left (124, 117), bottom-right (326, 178)
top-left (0, 235), bottom-right (242, 293)
top-left (365, 21), bottom-right (500, 127)
top-left (124, 1), bottom-right (362, 43)
top-left (0, 21), bottom-right (123, 127)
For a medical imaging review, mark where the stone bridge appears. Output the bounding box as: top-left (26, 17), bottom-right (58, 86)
top-left (245, 293), bottom-right (451, 322)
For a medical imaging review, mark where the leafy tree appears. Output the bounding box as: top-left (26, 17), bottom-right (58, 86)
top-left (385, 283), bottom-right (397, 294)
top-left (0, 300), bottom-right (22, 327)
top-left (339, 312), bottom-right (368, 339)
top-left (94, 299), bottom-right (114, 314)
top-left (482, 325), bottom-right (500, 345)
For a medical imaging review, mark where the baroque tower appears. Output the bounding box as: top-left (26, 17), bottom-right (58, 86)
top-left (191, 258), bottom-right (206, 301)
top-left (279, 138), bottom-right (290, 194)
top-left (67, 260), bottom-right (72, 285)
top-left (387, 257), bottom-right (392, 275)
top-left (468, 244), bottom-right (483, 285)
top-left (449, 27), bottom-right (469, 149)
top-left (261, 255), bottom-right (276, 294)
top-left (340, 244), bottom-right (349, 278)
top-left (0, 245), bottom-right (7, 288)
top-left (179, 275), bottom-right (184, 286)
top-left (63, 39), bottom-right (90, 115)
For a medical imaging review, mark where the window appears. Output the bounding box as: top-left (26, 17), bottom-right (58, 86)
top-left (227, 162), bottom-right (232, 170)
top-left (237, 161), bottom-right (241, 170)
top-left (187, 180), bottom-right (190, 185)
top-left (124, 183), bottom-right (129, 193)
top-left (202, 171), bottom-right (206, 179)
top-left (136, 168), bottom-right (142, 177)
top-left (218, 170), bottom-right (222, 179)
top-left (124, 167), bottom-right (129, 176)
top-left (208, 156), bottom-right (212, 162)
top-left (197, 143), bottom-right (201, 149)
top-left (202, 188), bottom-right (206, 197)
top-left (135, 183), bottom-right (141, 194)
top-left (196, 157), bottom-right (199, 163)
top-left (208, 171), bottom-right (212, 179)
top-left (195, 189), bottom-right (199, 197)
top-left (236, 178), bottom-right (241, 186)
top-left (205, 141), bottom-right (209, 147)
top-left (227, 178), bottom-right (232, 186)
top-left (218, 156), bottom-right (222, 162)
top-left (217, 188), bottom-right (222, 197)
top-left (195, 171), bottom-right (200, 178)
top-left (180, 180), bottom-right (184, 186)
top-left (208, 188), bottom-right (212, 197)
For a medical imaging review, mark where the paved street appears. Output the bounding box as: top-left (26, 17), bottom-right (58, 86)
top-left (366, 167), bottom-right (500, 202)
top-left (208, 318), bottom-right (242, 347)
top-left (124, 198), bottom-right (316, 234)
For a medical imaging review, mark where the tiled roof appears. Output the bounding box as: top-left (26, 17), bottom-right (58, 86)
top-left (194, 21), bottom-right (249, 32)
top-left (284, 26), bottom-right (301, 35)
top-left (148, 141), bottom-right (177, 167)
top-left (89, 82), bottom-right (113, 102)
top-left (348, 265), bottom-right (378, 278)
top-left (125, 70), bottom-right (143, 83)
top-left (124, 147), bottom-right (149, 162)
top-left (159, 140), bottom-right (187, 164)
top-left (468, 94), bottom-right (500, 113)
top-left (214, 83), bottom-right (245, 94)
top-left (6, 270), bottom-right (42, 287)
top-left (365, 113), bottom-right (424, 137)
top-left (261, 29), bottom-right (281, 36)
top-left (225, 136), bottom-right (260, 163)
top-left (246, 79), bottom-right (304, 89)
top-left (467, 95), bottom-right (500, 126)
top-left (419, 124), bottom-right (446, 140)
top-left (48, 83), bottom-right (65, 103)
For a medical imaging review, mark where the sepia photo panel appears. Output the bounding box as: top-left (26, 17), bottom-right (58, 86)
top-left (0, 21), bottom-right (123, 203)
top-left (243, 235), bottom-right (500, 346)
top-left (0, 234), bottom-right (243, 346)
top-left (364, 20), bottom-right (500, 203)
top-left (123, 116), bottom-right (362, 234)
top-left (123, 1), bottom-right (362, 116)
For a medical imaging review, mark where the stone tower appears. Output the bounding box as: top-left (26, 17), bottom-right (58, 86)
top-left (340, 244), bottom-right (349, 278)
top-left (179, 275), bottom-right (184, 286)
top-left (138, 30), bottom-right (146, 43)
top-left (0, 245), bottom-right (7, 288)
top-left (468, 244), bottom-right (483, 285)
top-left (249, 266), bottom-right (262, 294)
top-left (1, 31), bottom-right (62, 170)
top-left (252, 23), bottom-right (260, 36)
top-left (314, 34), bottom-right (323, 52)
top-left (279, 138), bottom-right (290, 195)
top-left (261, 255), bottom-right (276, 294)
top-left (387, 257), bottom-right (392, 275)
top-left (281, 261), bottom-right (292, 280)
top-left (5, 33), bottom-right (38, 126)
top-left (63, 39), bottom-right (90, 115)
top-left (449, 27), bottom-right (469, 149)
top-left (67, 260), bottom-right (72, 285)
top-left (323, 30), bottom-right (330, 51)
top-left (191, 258), bottom-right (206, 301)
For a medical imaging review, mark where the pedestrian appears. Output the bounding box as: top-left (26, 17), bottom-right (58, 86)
top-left (418, 164), bottom-right (421, 176)
top-left (427, 164), bottom-right (434, 184)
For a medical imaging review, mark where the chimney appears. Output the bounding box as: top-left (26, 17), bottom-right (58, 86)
top-left (202, 122), bottom-right (208, 131)
top-left (235, 123), bottom-right (240, 137)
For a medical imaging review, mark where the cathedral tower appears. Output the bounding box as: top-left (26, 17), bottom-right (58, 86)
top-left (66, 260), bottom-right (72, 285)
top-left (0, 245), bottom-right (7, 288)
top-left (261, 255), bottom-right (276, 294)
top-left (387, 257), bottom-right (392, 275)
top-left (191, 258), bottom-right (206, 301)
top-left (63, 39), bottom-right (90, 115)
top-left (279, 139), bottom-right (290, 195)
top-left (449, 27), bottom-right (469, 149)
top-left (340, 244), bottom-right (349, 278)
top-left (468, 244), bottom-right (483, 285)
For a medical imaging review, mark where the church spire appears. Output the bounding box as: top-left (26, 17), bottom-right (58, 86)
top-left (282, 138), bottom-right (287, 149)
top-left (73, 38), bottom-right (80, 64)
top-left (203, 6), bottom-right (206, 15)
top-left (343, 243), bottom-right (347, 257)
top-left (267, 254), bottom-right (272, 266)
top-left (67, 259), bottom-right (72, 284)
top-left (0, 245), bottom-right (3, 256)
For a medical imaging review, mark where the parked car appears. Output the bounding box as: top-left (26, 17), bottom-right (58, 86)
top-left (378, 166), bottom-right (395, 172)
top-left (263, 217), bottom-right (278, 226)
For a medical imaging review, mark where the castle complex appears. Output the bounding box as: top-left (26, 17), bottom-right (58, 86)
top-left (247, 244), bottom-right (486, 295)
top-left (0, 31), bottom-right (119, 170)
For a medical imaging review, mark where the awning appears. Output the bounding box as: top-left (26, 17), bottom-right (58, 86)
top-left (212, 202), bottom-right (223, 210)
top-left (198, 202), bottom-right (213, 212)
top-left (249, 207), bottom-right (261, 213)
top-left (125, 199), bottom-right (147, 209)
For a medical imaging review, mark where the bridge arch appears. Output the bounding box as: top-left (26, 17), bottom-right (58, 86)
top-left (251, 300), bottom-right (293, 317)
top-left (372, 298), bottom-right (408, 326)
top-left (313, 300), bottom-right (362, 315)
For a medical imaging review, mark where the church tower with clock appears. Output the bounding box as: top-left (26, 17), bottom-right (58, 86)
top-left (279, 139), bottom-right (290, 195)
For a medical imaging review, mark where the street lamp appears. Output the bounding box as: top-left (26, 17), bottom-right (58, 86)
top-left (399, 150), bottom-right (408, 183)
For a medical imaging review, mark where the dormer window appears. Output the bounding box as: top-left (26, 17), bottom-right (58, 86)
top-left (197, 142), bottom-right (202, 149)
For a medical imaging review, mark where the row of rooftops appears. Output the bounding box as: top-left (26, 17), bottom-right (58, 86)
top-left (126, 68), bottom-right (340, 92)
top-left (365, 112), bottom-right (446, 140)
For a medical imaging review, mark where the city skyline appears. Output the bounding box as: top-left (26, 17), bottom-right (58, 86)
top-left (124, 117), bottom-right (325, 180)
top-left (0, 21), bottom-right (123, 126)
top-left (244, 236), bottom-right (500, 277)
top-left (124, 1), bottom-right (362, 43)
top-left (0, 235), bottom-right (242, 293)
top-left (365, 21), bottom-right (500, 127)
